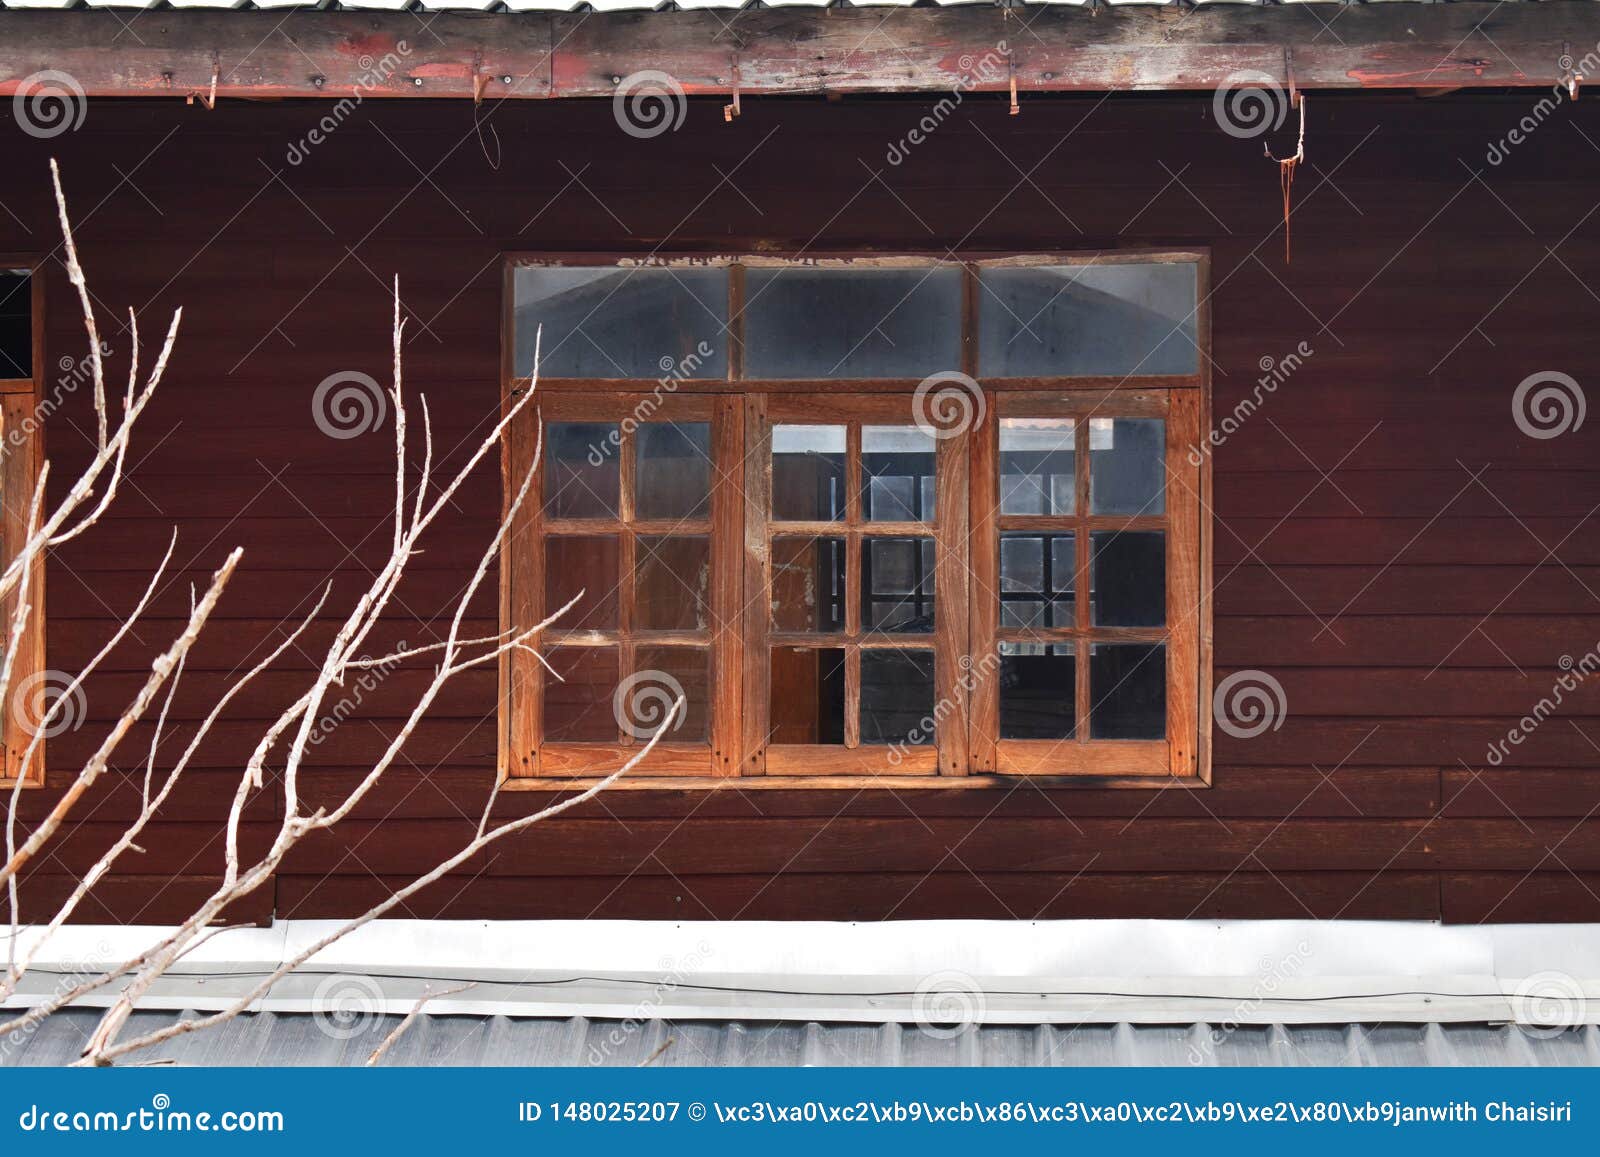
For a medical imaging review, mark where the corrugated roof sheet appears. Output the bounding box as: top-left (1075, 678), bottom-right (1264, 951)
top-left (6, 1009), bottom-right (1600, 1067)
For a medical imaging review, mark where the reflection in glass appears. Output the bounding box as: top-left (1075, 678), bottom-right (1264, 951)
top-left (543, 647), bottom-right (619, 742)
top-left (1090, 418), bottom-right (1165, 515)
top-left (635, 422), bottom-right (711, 520)
top-left (0, 268), bottom-right (31, 380)
top-left (1090, 643), bottom-right (1167, 739)
top-left (862, 537), bottom-right (935, 633)
top-left (999, 419), bottom-right (1074, 515)
top-left (545, 423), bottom-right (619, 518)
top-left (771, 537), bottom-right (846, 633)
top-left (979, 262), bottom-right (1199, 377)
top-left (631, 646), bottom-right (709, 741)
top-left (513, 266), bottom-right (727, 379)
top-left (1000, 533), bottom-right (1074, 629)
top-left (745, 266), bottom-right (962, 378)
top-left (635, 536), bottom-right (709, 631)
top-left (860, 649), bottom-right (936, 745)
top-left (999, 647), bottom-right (1075, 740)
top-left (545, 536), bottom-right (618, 630)
top-left (769, 646), bottom-right (846, 744)
top-left (862, 425), bottom-right (936, 521)
top-left (1091, 531), bottom-right (1165, 627)
top-left (772, 425), bottom-right (846, 521)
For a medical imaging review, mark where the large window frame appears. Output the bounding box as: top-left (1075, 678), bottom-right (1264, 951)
top-left (0, 257), bottom-right (46, 788)
top-left (500, 251), bottom-right (1211, 789)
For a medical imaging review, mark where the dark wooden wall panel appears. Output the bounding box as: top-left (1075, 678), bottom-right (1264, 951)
top-left (3, 91), bottom-right (1598, 923)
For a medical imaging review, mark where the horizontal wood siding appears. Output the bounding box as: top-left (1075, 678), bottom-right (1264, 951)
top-left (3, 92), bottom-right (1598, 922)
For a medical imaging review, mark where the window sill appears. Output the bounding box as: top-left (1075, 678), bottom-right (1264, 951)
top-left (500, 772), bottom-right (1211, 791)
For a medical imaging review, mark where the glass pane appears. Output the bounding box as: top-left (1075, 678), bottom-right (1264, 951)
top-left (999, 647), bottom-right (1075, 740)
top-left (862, 537), bottom-right (935, 634)
top-left (627, 647), bottom-right (708, 741)
top-left (860, 649), bottom-right (936, 745)
top-left (1090, 417), bottom-right (1166, 515)
top-left (1090, 643), bottom-right (1167, 740)
top-left (979, 261), bottom-right (1199, 377)
top-left (745, 266), bottom-right (962, 378)
top-left (513, 265), bottom-right (728, 379)
top-left (999, 419), bottom-right (1074, 516)
top-left (543, 646), bottom-right (619, 742)
top-left (545, 536), bottom-right (618, 630)
top-left (635, 422), bottom-right (711, 520)
top-left (771, 536), bottom-right (846, 633)
top-left (862, 425), bottom-right (936, 521)
top-left (1092, 531), bottom-right (1166, 627)
top-left (0, 268), bottom-right (30, 380)
top-left (544, 422), bottom-right (620, 518)
top-left (1000, 533), bottom-right (1074, 629)
top-left (770, 646), bottom-right (846, 744)
top-left (772, 425), bottom-right (845, 521)
top-left (635, 536), bottom-right (709, 631)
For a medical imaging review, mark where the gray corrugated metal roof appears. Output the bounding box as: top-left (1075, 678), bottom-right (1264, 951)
top-left (6, 1009), bottom-right (1600, 1066)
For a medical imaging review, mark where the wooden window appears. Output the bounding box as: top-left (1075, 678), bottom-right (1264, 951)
top-left (502, 253), bottom-right (1210, 788)
top-left (0, 260), bottom-right (46, 787)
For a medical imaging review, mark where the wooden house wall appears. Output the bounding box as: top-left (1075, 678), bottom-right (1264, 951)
top-left (3, 92), bottom-right (1599, 924)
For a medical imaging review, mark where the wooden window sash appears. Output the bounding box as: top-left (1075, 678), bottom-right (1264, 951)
top-left (0, 257), bottom-right (45, 787)
top-left (501, 250), bottom-right (1211, 788)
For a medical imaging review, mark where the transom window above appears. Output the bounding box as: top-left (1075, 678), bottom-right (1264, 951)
top-left (501, 253), bottom-right (1210, 788)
